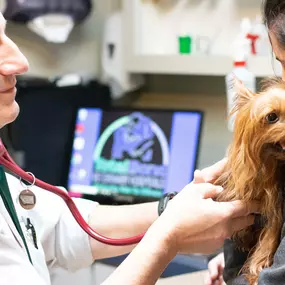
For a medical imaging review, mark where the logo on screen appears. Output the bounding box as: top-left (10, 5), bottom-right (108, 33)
top-left (92, 112), bottom-right (170, 198)
top-left (112, 113), bottom-right (154, 162)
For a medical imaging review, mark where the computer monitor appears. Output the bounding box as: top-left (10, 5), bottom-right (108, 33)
top-left (67, 108), bottom-right (203, 203)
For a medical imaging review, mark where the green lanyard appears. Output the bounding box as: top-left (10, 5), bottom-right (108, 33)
top-left (0, 167), bottom-right (32, 264)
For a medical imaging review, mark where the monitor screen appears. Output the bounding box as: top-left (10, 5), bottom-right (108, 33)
top-left (67, 108), bottom-right (203, 201)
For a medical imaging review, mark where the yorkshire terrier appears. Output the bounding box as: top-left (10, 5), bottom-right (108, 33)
top-left (215, 77), bottom-right (285, 284)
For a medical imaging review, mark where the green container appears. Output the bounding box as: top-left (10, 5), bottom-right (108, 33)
top-left (179, 36), bottom-right (192, 54)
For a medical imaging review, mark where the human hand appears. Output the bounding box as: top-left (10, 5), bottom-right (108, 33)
top-left (204, 253), bottom-right (225, 285)
top-left (154, 183), bottom-right (259, 255)
top-left (193, 158), bottom-right (227, 184)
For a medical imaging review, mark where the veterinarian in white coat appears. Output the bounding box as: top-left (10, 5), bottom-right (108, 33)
top-left (0, 172), bottom-right (95, 285)
top-left (0, 12), bottom-right (258, 285)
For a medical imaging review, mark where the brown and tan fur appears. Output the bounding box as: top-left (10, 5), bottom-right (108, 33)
top-left (215, 77), bottom-right (285, 284)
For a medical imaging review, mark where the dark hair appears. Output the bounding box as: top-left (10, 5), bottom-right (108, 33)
top-left (264, 0), bottom-right (285, 46)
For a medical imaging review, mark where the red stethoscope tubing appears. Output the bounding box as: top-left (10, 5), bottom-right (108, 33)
top-left (0, 140), bottom-right (145, 246)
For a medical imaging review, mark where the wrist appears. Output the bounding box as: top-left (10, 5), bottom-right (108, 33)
top-left (145, 215), bottom-right (178, 258)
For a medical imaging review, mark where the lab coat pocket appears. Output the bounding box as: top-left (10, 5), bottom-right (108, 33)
top-left (20, 217), bottom-right (38, 250)
top-left (19, 216), bottom-right (51, 282)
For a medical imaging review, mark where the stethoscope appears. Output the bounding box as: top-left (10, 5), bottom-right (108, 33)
top-left (0, 139), bottom-right (145, 246)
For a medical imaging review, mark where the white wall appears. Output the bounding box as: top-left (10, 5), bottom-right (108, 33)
top-left (6, 0), bottom-right (121, 78)
top-left (133, 0), bottom-right (263, 56)
top-left (5, 0), bottom-right (265, 78)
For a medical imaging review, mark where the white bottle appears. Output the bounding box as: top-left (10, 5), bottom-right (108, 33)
top-left (226, 60), bottom-right (256, 132)
top-left (252, 15), bottom-right (271, 56)
top-left (226, 21), bottom-right (256, 132)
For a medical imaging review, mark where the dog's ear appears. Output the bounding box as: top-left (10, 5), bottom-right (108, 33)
top-left (229, 76), bottom-right (255, 116)
top-left (260, 76), bottom-right (283, 91)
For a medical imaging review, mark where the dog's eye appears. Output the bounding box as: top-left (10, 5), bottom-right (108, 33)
top-left (266, 113), bottom-right (279, 124)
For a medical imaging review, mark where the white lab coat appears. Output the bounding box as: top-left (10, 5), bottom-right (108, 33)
top-left (0, 172), bottom-right (96, 285)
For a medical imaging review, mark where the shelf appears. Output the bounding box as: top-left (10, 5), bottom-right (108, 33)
top-left (125, 55), bottom-right (280, 77)
top-left (123, 0), bottom-right (278, 78)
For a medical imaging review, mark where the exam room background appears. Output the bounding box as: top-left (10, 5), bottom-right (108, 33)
top-left (1, 0), bottom-right (254, 284)
top-left (5, 0), bottom-right (233, 170)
